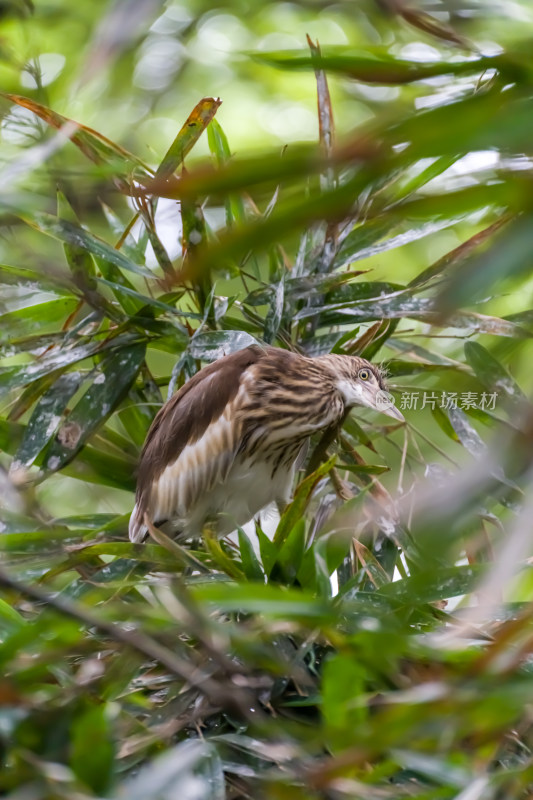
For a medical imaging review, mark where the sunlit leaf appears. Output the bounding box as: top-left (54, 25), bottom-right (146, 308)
top-left (156, 97), bottom-right (222, 178)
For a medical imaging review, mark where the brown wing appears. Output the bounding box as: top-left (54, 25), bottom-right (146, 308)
top-left (129, 344), bottom-right (266, 542)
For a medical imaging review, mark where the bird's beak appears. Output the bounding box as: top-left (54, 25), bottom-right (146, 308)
top-left (358, 383), bottom-right (405, 422)
top-left (380, 401), bottom-right (405, 422)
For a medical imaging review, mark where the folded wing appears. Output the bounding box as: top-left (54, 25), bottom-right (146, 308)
top-left (128, 345), bottom-right (265, 542)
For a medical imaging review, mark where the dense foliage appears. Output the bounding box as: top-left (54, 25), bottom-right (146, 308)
top-left (2, 1), bottom-right (533, 797)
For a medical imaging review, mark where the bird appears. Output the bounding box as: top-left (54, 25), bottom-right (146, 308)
top-left (128, 344), bottom-right (404, 543)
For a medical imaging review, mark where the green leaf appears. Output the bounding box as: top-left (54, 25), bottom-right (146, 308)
top-left (148, 142), bottom-right (325, 201)
top-left (207, 119), bottom-right (246, 226)
top-left (438, 214), bottom-right (533, 315)
top-left (387, 181), bottom-right (525, 223)
top-left (22, 213), bottom-right (153, 278)
top-left (41, 343), bottom-right (145, 472)
top-left (0, 334), bottom-right (141, 397)
top-left (0, 262), bottom-right (72, 293)
top-left (431, 404), bottom-right (460, 442)
top-left (388, 86), bottom-right (533, 159)
top-left (237, 528), bottom-right (264, 582)
top-left (96, 277), bottom-right (190, 324)
top-left (464, 341), bottom-right (525, 405)
top-left (339, 463), bottom-right (389, 475)
top-left (377, 564), bottom-right (485, 605)
top-left (58, 189), bottom-right (97, 287)
top-left (0, 597), bottom-right (26, 630)
top-left (271, 519), bottom-right (306, 584)
top-left (94, 256), bottom-right (143, 316)
top-left (64, 447), bottom-right (136, 491)
top-left (0, 298), bottom-right (79, 337)
top-left (203, 530), bottom-right (245, 581)
top-left (295, 292), bottom-right (529, 337)
top-left (408, 217), bottom-right (511, 290)
top-left (13, 371), bottom-right (83, 469)
top-left (263, 277), bottom-right (284, 344)
top-left (298, 530), bottom-right (353, 596)
top-left (70, 704), bottom-right (114, 794)
top-left (334, 217), bottom-right (458, 269)
top-left (156, 97), bottom-right (222, 178)
top-left (0, 416), bottom-right (136, 491)
top-left (64, 557), bottom-right (147, 600)
top-left (273, 455), bottom-right (336, 546)
top-left (256, 525), bottom-right (277, 577)
top-left (55, 513), bottom-right (120, 529)
top-left (191, 582), bottom-right (333, 621)
top-left (189, 330), bottom-right (259, 361)
top-left (207, 117), bottom-right (232, 163)
top-left (255, 49), bottom-right (498, 84)
top-left (447, 407), bottom-right (489, 460)
top-left (322, 652), bottom-right (368, 750)
top-left (118, 381), bottom-right (161, 449)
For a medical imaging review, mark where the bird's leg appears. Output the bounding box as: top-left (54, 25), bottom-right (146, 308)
top-left (276, 499), bottom-right (288, 518)
top-left (201, 518), bottom-right (218, 542)
top-left (330, 467), bottom-right (354, 502)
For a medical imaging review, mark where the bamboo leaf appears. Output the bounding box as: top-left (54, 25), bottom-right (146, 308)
top-left (274, 456), bottom-right (336, 546)
top-left (70, 704), bottom-right (114, 794)
top-left (2, 92), bottom-right (150, 174)
top-left (438, 214), bottom-right (533, 315)
top-left (12, 371), bottom-right (83, 469)
top-left (464, 341), bottom-right (526, 406)
top-left (41, 343), bottom-right (146, 472)
top-left (237, 528), bottom-right (264, 582)
top-left (22, 213), bottom-right (153, 278)
top-left (254, 50), bottom-right (498, 84)
top-left (156, 97), bottom-right (222, 178)
top-left (271, 519), bottom-right (307, 584)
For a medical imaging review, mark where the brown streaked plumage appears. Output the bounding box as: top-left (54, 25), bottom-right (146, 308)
top-left (129, 344), bottom-right (403, 543)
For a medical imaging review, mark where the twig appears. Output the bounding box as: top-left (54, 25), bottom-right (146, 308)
top-left (0, 566), bottom-right (261, 721)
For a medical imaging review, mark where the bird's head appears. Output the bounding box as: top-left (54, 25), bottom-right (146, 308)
top-left (334, 357), bottom-right (405, 422)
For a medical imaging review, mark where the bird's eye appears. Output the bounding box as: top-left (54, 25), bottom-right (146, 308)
top-left (358, 368), bottom-right (370, 381)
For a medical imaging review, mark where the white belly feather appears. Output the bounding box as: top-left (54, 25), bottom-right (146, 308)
top-left (182, 455), bottom-right (295, 537)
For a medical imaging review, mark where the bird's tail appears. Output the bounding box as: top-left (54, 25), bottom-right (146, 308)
top-left (128, 503), bottom-right (147, 543)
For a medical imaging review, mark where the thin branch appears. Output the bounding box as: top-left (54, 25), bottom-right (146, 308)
top-left (0, 566), bottom-right (262, 721)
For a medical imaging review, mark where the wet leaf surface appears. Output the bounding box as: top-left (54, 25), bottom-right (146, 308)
top-left (41, 343), bottom-right (146, 471)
